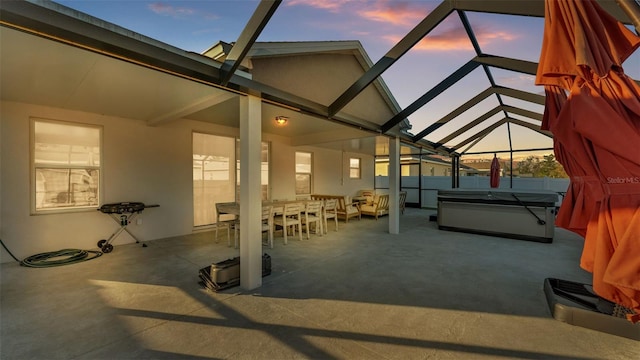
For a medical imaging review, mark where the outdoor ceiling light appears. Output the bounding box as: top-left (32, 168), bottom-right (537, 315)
top-left (275, 116), bottom-right (288, 126)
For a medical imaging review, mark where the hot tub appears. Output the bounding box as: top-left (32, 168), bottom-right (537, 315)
top-left (437, 188), bottom-right (559, 243)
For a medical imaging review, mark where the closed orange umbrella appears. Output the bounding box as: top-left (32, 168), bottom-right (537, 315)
top-left (536, 0), bottom-right (640, 320)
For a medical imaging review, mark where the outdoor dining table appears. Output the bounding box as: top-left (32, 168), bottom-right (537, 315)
top-left (216, 200), bottom-right (306, 217)
top-left (216, 200), bottom-right (323, 242)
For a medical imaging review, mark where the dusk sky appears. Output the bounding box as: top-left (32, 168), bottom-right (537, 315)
top-left (56, 0), bottom-right (640, 158)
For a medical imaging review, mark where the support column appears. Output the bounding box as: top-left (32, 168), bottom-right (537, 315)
top-left (388, 136), bottom-right (400, 234)
top-left (239, 95), bottom-right (262, 290)
top-left (451, 155), bottom-right (460, 188)
top-left (455, 156), bottom-right (460, 188)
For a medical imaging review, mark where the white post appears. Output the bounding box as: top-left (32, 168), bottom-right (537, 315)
top-left (239, 95), bottom-right (262, 290)
top-left (388, 136), bottom-right (400, 234)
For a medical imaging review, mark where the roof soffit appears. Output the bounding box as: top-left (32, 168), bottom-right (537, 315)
top-left (5, 0), bottom-right (639, 157)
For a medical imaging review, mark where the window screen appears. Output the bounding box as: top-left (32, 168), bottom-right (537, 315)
top-left (33, 119), bottom-right (101, 212)
top-left (295, 151), bottom-right (312, 195)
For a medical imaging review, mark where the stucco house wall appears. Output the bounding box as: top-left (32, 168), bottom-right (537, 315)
top-left (0, 101), bottom-right (374, 263)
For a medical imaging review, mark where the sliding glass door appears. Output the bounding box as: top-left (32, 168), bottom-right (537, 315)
top-left (193, 133), bottom-right (236, 227)
top-left (193, 133), bottom-right (270, 227)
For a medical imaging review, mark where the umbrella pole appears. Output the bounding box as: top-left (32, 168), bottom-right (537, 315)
top-left (510, 152), bottom-right (513, 188)
top-left (615, 0), bottom-right (640, 34)
top-left (507, 123), bottom-right (514, 188)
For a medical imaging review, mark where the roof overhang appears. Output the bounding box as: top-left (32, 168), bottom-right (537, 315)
top-left (2, 0), bottom-right (638, 158)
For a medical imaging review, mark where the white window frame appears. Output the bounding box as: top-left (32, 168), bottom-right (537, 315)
top-left (349, 157), bottom-right (361, 179)
top-left (295, 151), bottom-right (313, 196)
top-left (31, 118), bottom-right (102, 214)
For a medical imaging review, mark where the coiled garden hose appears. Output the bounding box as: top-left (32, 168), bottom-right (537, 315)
top-left (1, 239), bottom-right (102, 268)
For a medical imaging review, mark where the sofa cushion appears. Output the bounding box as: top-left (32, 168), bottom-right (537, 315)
top-left (346, 205), bottom-right (359, 214)
top-left (359, 204), bottom-right (375, 212)
top-left (358, 190), bottom-right (374, 203)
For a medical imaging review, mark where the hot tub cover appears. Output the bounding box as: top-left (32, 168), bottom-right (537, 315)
top-left (437, 189), bottom-right (559, 206)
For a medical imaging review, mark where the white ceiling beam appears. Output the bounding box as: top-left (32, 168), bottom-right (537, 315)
top-left (290, 129), bottom-right (371, 147)
top-left (147, 92), bottom-right (237, 126)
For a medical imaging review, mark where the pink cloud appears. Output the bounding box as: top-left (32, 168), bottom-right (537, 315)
top-left (285, 0), bottom-right (519, 52)
top-left (383, 34), bottom-right (468, 51)
top-left (498, 73), bottom-right (536, 85)
top-left (382, 25), bottom-right (471, 52)
top-left (371, 1), bottom-right (521, 52)
top-left (286, 0), bottom-right (428, 24)
top-left (148, 2), bottom-right (195, 17)
top-left (357, 1), bottom-right (428, 27)
top-left (385, 23), bottom-right (519, 52)
top-left (286, 0), bottom-right (345, 12)
top-left (476, 29), bottom-right (518, 44)
top-left (417, 26), bottom-right (472, 51)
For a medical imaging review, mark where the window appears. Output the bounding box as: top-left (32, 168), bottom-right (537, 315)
top-left (349, 157), bottom-right (361, 179)
top-left (32, 119), bottom-right (101, 213)
top-left (375, 156), bottom-right (389, 176)
top-left (295, 151), bottom-right (312, 195)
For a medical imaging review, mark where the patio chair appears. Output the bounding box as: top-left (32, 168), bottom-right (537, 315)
top-left (262, 205), bottom-right (274, 248)
top-left (323, 198), bottom-right (338, 233)
top-left (215, 202), bottom-right (238, 247)
top-left (336, 196), bottom-right (361, 222)
top-left (232, 205), bottom-right (276, 249)
top-left (360, 194), bottom-right (389, 220)
top-left (273, 202), bottom-right (303, 244)
top-left (399, 191), bottom-right (407, 214)
top-left (301, 200), bottom-right (323, 239)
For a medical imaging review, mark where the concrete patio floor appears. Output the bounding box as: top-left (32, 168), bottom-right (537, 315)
top-left (1, 208), bottom-right (638, 359)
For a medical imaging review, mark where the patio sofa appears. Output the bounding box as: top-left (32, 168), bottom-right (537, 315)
top-left (311, 194), bottom-right (361, 222)
top-left (360, 193), bottom-right (390, 220)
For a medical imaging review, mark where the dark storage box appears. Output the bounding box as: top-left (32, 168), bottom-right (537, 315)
top-left (211, 257), bottom-right (240, 284)
top-left (199, 253), bottom-right (271, 292)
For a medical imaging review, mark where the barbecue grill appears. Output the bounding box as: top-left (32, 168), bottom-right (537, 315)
top-left (97, 202), bottom-right (159, 253)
